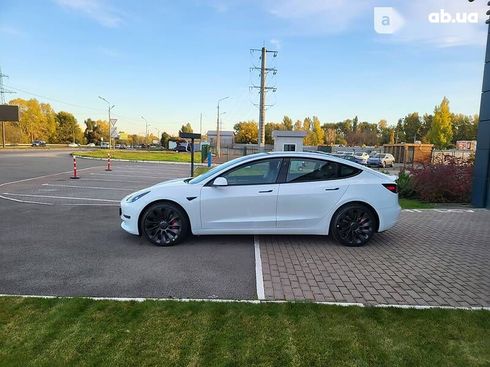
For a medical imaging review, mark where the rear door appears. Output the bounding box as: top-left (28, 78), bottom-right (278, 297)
top-left (276, 158), bottom-right (360, 229)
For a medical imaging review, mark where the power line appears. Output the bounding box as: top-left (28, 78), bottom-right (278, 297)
top-left (4, 84), bottom-right (105, 112)
top-left (250, 47), bottom-right (277, 148)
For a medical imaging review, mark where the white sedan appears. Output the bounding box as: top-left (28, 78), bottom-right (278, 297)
top-left (120, 152), bottom-right (400, 247)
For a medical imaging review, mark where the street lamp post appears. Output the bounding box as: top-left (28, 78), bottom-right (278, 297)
top-left (216, 96), bottom-right (229, 157)
top-left (141, 116), bottom-right (150, 148)
top-left (98, 96), bottom-right (115, 149)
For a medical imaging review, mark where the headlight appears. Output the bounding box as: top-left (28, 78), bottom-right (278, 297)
top-left (126, 191), bottom-right (150, 203)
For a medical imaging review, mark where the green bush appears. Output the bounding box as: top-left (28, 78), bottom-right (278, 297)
top-left (396, 170), bottom-right (414, 199)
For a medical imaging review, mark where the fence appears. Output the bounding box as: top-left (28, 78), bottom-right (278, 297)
top-left (431, 150), bottom-right (474, 164)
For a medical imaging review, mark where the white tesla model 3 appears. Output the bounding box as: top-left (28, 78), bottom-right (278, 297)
top-left (120, 152), bottom-right (400, 247)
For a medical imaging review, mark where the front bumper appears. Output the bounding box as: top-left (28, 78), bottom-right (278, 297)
top-left (120, 200), bottom-right (140, 235)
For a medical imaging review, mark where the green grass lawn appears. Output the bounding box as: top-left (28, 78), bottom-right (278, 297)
top-left (399, 198), bottom-right (436, 209)
top-left (74, 150), bottom-right (201, 163)
top-left (0, 297), bottom-right (488, 367)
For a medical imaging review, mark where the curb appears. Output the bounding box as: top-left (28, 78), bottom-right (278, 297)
top-left (0, 294), bottom-right (488, 311)
top-left (72, 154), bottom-right (211, 166)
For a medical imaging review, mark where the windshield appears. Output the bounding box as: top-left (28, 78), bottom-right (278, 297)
top-left (188, 153), bottom-right (267, 184)
top-left (375, 154), bottom-right (385, 158)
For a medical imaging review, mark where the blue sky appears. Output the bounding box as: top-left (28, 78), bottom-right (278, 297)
top-left (0, 0), bottom-right (487, 135)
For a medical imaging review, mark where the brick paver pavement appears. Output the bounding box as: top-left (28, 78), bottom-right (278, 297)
top-left (260, 209), bottom-right (490, 307)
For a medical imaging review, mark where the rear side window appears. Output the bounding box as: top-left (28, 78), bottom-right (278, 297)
top-left (286, 158), bottom-right (361, 183)
top-left (339, 164), bottom-right (361, 178)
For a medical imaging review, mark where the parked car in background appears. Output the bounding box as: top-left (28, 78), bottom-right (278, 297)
top-left (31, 140), bottom-right (46, 147)
top-left (100, 142), bottom-right (110, 149)
top-left (173, 143), bottom-right (189, 152)
top-left (337, 151), bottom-right (354, 156)
top-left (87, 143), bottom-right (96, 147)
top-left (68, 143), bottom-right (80, 148)
top-left (120, 152), bottom-right (400, 248)
top-left (367, 153), bottom-right (395, 168)
top-left (340, 155), bottom-right (357, 163)
top-left (353, 152), bottom-right (369, 165)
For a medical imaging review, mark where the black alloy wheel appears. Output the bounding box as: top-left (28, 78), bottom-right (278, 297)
top-left (141, 203), bottom-right (189, 246)
top-left (331, 204), bottom-right (376, 247)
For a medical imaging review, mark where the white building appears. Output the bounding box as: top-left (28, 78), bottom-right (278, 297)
top-left (272, 130), bottom-right (307, 152)
top-left (207, 130), bottom-right (234, 148)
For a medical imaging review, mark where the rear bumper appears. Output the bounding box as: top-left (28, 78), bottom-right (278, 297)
top-left (377, 204), bottom-right (401, 232)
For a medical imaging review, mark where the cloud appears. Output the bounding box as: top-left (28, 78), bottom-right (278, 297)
top-left (54, 0), bottom-right (123, 28)
top-left (97, 46), bottom-right (122, 58)
top-left (270, 38), bottom-right (281, 50)
top-left (265, 0), bottom-right (375, 34)
top-left (263, 0), bottom-right (487, 47)
top-left (391, 1), bottom-right (487, 48)
top-left (0, 25), bottom-right (23, 37)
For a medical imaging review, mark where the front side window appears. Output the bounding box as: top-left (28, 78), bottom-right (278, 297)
top-left (286, 158), bottom-right (361, 183)
top-left (221, 158), bottom-right (282, 185)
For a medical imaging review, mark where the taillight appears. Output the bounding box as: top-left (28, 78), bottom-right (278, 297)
top-left (382, 184), bottom-right (398, 193)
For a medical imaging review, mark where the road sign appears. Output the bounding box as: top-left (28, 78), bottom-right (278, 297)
top-left (110, 127), bottom-right (118, 138)
top-left (179, 132), bottom-right (201, 140)
top-left (0, 105), bottom-right (19, 121)
top-left (110, 118), bottom-right (117, 127)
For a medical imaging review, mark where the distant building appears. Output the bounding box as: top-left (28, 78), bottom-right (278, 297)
top-left (207, 130), bottom-right (234, 147)
top-left (383, 143), bottom-right (433, 164)
top-left (272, 130), bottom-right (307, 152)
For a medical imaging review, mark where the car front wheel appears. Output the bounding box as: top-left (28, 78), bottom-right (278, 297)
top-left (141, 202), bottom-right (189, 246)
top-left (331, 204), bottom-right (376, 247)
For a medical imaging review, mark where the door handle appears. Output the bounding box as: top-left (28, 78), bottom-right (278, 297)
top-left (258, 189), bottom-right (273, 193)
top-left (325, 188), bottom-right (339, 191)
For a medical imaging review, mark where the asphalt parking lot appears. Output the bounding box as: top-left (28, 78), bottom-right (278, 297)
top-left (0, 151), bottom-right (256, 299)
top-left (1, 150), bottom-right (489, 307)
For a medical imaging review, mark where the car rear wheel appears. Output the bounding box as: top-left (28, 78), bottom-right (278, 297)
top-left (141, 202), bottom-right (189, 246)
top-left (331, 204), bottom-right (376, 247)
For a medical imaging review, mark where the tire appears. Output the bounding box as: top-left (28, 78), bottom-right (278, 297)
top-left (330, 204), bottom-right (376, 247)
top-left (141, 202), bottom-right (189, 246)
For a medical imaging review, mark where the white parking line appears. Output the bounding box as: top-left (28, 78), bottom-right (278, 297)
top-left (90, 173), bottom-right (170, 179)
top-left (254, 235), bottom-right (265, 300)
top-left (41, 183), bottom-right (136, 191)
top-left (0, 194), bottom-right (52, 205)
top-left (80, 178), bottom-right (155, 184)
top-left (2, 193), bottom-right (120, 202)
top-left (0, 166), bottom-right (103, 188)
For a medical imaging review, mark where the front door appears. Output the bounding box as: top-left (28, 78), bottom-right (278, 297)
top-left (200, 158), bottom-right (282, 230)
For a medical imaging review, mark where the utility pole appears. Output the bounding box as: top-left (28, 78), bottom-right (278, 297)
top-left (199, 113), bottom-right (203, 136)
top-left (216, 97), bottom-right (229, 157)
top-left (0, 67), bottom-right (15, 148)
top-left (250, 47), bottom-right (277, 149)
top-left (98, 96), bottom-right (115, 149)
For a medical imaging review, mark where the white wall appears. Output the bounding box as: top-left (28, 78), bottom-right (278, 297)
top-left (273, 137), bottom-right (304, 152)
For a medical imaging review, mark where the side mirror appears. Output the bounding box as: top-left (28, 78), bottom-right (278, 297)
top-left (212, 177), bottom-right (228, 186)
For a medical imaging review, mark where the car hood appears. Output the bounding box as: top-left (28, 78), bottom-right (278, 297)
top-left (150, 178), bottom-right (190, 188)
